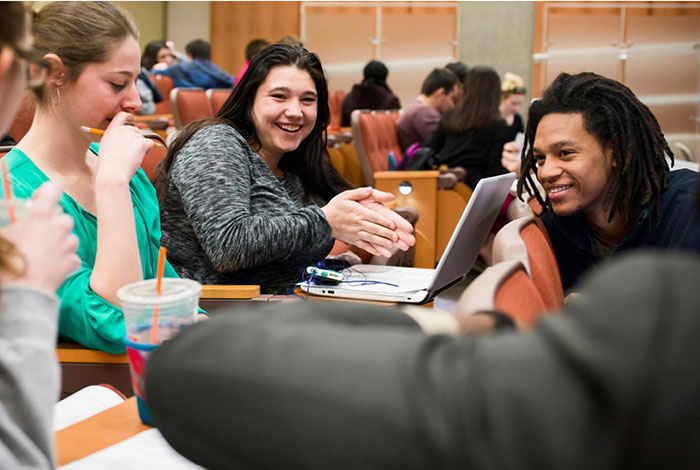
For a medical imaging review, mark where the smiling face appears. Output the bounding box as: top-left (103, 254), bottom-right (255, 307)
top-left (251, 65), bottom-right (318, 167)
top-left (533, 113), bottom-right (615, 222)
top-left (58, 36), bottom-right (141, 133)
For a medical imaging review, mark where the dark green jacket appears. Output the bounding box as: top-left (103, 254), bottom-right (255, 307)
top-left (147, 252), bottom-right (700, 469)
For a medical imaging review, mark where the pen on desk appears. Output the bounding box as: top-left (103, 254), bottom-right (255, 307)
top-left (80, 126), bottom-right (162, 147)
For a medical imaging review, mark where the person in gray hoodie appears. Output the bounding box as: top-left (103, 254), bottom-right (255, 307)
top-left (0, 3), bottom-right (80, 468)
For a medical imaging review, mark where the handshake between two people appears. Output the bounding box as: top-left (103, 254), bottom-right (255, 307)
top-left (321, 187), bottom-right (416, 258)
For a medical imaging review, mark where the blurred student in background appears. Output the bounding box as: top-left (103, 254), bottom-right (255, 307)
top-left (277, 35), bottom-right (303, 46)
top-left (396, 67), bottom-right (460, 152)
top-left (500, 72), bottom-right (526, 142)
top-left (153, 39), bottom-right (235, 89)
top-left (500, 72), bottom-right (526, 174)
top-left (341, 60), bottom-right (401, 126)
top-left (237, 38), bottom-right (269, 84)
top-left (156, 44), bottom-right (414, 294)
top-left (0, 2), bottom-right (80, 467)
top-left (423, 66), bottom-right (508, 189)
top-left (5, 1), bottom-right (182, 353)
top-left (445, 60), bottom-right (468, 102)
top-left (136, 41), bottom-right (166, 116)
top-left (141, 40), bottom-right (173, 71)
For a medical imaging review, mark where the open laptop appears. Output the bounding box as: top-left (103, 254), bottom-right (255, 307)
top-left (299, 173), bottom-right (516, 303)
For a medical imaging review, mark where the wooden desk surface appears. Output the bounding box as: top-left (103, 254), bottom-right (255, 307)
top-left (56, 343), bottom-right (129, 364)
top-left (56, 397), bottom-right (148, 466)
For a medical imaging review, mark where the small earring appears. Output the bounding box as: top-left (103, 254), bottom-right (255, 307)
top-left (53, 88), bottom-right (61, 106)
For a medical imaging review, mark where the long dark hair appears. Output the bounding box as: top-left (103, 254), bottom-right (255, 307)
top-left (141, 40), bottom-right (167, 70)
top-left (442, 65), bottom-right (502, 135)
top-left (517, 72), bottom-right (672, 226)
top-left (156, 44), bottom-right (351, 202)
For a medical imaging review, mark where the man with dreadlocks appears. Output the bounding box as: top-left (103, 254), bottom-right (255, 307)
top-left (517, 72), bottom-right (700, 291)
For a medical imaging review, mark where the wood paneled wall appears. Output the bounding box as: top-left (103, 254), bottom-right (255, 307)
top-left (210, 2), bottom-right (301, 76)
top-left (533, 1), bottom-right (700, 96)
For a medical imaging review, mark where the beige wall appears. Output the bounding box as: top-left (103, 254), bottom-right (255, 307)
top-left (458, 2), bottom-right (536, 119)
top-left (167, 1), bottom-right (211, 58)
top-left (114, 2), bottom-right (167, 50)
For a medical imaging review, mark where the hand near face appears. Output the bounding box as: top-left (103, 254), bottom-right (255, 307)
top-left (96, 111), bottom-right (153, 183)
top-left (501, 141), bottom-right (521, 175)
top-left (0, 182), bottom-right (80, 294)
top-left (322, 187), bottom-right (415, 257)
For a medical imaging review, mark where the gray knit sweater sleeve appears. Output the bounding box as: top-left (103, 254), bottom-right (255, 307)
top-left (161, 124), bottom-right (335, 293)
top-left (0, 287), bottom-right (60, 469)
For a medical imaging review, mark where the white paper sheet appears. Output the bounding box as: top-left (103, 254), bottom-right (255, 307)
top-left (54, 385), bottom-right (125, 431)
top-left (58, 428), bottom-right (205, 470)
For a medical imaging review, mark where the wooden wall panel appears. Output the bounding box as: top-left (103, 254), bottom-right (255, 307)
top-left (210, 2), bottom-right (301, 76)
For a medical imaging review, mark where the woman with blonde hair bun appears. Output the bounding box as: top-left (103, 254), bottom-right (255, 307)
top-left (500, 72), bottom-right (526, 141)
top-left (500, 72), bottom-right (527, 174)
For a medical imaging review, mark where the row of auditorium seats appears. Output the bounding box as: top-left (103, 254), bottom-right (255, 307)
top-left (327, 89), bottom-right (347, 130)
top-left (457, 213), bottom-right (564, 327)
top-left (170, 88), bottom-right (233, 128)
top-left (349, 108), bottom-right (473, 267)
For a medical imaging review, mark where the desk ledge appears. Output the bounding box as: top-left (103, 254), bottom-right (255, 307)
top-left (201, 284), bottom-right (261, 299)
top-left (56, 344), bottom-right (128, 364)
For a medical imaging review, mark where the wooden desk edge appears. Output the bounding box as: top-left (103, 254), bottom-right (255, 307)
top-left (55, 397), bottom-right (150, 465)
top-left (201, 285), bottom-right (261, 299)
top-left (56, 345), bottom-right (128, 364)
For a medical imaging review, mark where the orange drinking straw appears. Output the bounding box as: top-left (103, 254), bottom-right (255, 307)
top-left (80, 126), bottom-right (162, 147)
top-left (1, 161), bottom-right (16, 224)
top-left (150, 246), bottom-right (167, 344)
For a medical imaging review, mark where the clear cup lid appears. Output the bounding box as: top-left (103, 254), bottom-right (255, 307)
top-left (117, 278), bottom-right (201, 305)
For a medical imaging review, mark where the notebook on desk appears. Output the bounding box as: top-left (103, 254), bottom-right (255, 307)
top-left (299, 173), bottom-right (516, 303)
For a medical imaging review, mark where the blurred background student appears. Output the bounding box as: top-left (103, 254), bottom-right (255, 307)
top-left (152, 39), bottom-right (235, 89)
top-left (0, 2), bottom-right (80, 467)
top-left (445, 60), bottom-right (469, 102)
top-left (141, 39), bottom-right (173, 71)
top-left (500, 72), bottom-right (526, 142)
top-left (237, 38), bottom-right (269, 84)
top-left (424, 66), bottom-right (509, 189)
top-left (5, 1), bottom-right (180, 353)
top-left (499, 73), bottom-right (527, 175)
top-left (396, 67), bottom-right (460, 153)
top-left (341, 60), bottom-right (401, 126)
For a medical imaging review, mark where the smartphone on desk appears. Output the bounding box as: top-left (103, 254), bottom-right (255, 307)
top-left (306, 266), bottom-right (343, 283)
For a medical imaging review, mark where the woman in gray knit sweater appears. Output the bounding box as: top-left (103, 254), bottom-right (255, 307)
top-left (156, 45), bottom-right (414, 293)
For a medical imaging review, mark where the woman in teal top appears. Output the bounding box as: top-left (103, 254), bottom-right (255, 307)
top-left (4, 147), bottom-right (179, 353)
top-left (5, 2), bottom-right (180, 353)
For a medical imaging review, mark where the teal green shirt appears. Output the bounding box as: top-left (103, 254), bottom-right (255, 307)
top-left (3, 146), bottom-right (181, 353)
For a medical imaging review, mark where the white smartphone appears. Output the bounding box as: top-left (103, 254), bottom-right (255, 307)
top-left (306, 266), bottom-right (344, 281)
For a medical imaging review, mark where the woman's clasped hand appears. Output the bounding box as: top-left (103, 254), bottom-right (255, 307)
top-left (321, 186), bottom-right (415, 258)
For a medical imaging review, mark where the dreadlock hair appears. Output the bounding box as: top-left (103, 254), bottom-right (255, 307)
top-left (517, 72), bottom-right (673, 227)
